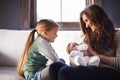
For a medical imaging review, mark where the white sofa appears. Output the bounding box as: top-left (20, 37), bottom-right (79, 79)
top-left (0, 29), bottom-right (82, 80)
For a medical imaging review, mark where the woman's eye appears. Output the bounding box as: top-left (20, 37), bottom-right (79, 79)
top-left (85, 19), bottom-right (88, 23)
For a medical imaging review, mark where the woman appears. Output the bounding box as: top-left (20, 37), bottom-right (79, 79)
top-left (49, 4), bottom-right (120, 80)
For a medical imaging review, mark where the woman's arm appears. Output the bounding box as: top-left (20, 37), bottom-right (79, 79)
top-left (89, 30), bottom-right (120, 70)
top-left (90, 51), bottom-right (110, 65)
top-left (87, 43), bottom-right (110, 65)
top-left (109, 30), bottom-right (120, 69)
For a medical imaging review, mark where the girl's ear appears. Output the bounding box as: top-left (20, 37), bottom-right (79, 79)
top-left (41, 31), bottom-right (48, 37)
top-left (44, 31), bottom-right (48, 36)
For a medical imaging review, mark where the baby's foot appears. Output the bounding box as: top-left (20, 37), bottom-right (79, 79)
top-left (88, 56), bottom-right (100, 66)
top-left (74, 56), bottom-right (87, 66)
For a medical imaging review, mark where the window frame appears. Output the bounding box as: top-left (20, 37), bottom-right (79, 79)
top-left (21, 0), bottom-right (101, 30)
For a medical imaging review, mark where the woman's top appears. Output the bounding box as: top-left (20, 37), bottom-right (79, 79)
top-left (23, 36), bottom-right (59, 77)
top-left (100, 30), bottom-right (120, 71)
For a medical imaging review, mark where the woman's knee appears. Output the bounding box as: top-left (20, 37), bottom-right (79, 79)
top-left (58, 66), bottom-right (76, 80)
top-left (58, 66), bottom-right (120, 80)
top-left (49, 62), bottom-right (66, 71)
top-left (49, 62), bottom-right (67, 80)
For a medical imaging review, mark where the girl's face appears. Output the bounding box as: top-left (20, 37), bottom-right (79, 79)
top-left (82, 14), bottom-right (95, 32)
top-left (44, 26), bottom-right (58, 42)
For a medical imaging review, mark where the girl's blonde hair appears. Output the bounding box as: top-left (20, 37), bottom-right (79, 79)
top-left (17, 19), bottom-right (58, 77)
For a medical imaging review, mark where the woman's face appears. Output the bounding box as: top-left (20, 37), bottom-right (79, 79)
top-left (82, 14), bottom-right (95, 32)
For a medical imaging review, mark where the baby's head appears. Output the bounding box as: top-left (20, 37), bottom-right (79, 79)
top-left (66, 43), bottom-right (88, 54)
top-left (66, 43), bottom-right (78, 54)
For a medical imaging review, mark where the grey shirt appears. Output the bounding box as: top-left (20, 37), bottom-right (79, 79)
top-left (23, 36), bottom-right (59, 77)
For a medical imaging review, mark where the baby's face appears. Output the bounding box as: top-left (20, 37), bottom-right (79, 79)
top-left (71, 45), bottom-right (79, 51)
top-left (67, 42), bottom-right (79, 54)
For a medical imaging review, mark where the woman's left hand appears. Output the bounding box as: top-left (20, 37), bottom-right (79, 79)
top-left (87, 43), bottom-right (98, 56)
top-left (80, 50), bottom-right (91, 56)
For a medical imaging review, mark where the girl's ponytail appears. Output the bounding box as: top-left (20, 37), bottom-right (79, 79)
top-left (17, 29), bottom-right (36, 77)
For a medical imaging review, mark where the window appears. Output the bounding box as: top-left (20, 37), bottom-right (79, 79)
top-left (37, 0), bottom-right (86, 30)
top-left (21, 0), bottom-right (101, 30)
top-left (37, 0), bottom-right (85, 22)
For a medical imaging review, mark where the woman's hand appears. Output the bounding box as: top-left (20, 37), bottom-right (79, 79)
top-left (80, 50), bottom-right (91, 56)
top-left (87, 43), bottom-right (110, 64)
top-left (80, 43), bottom-right (97, 56)
top-left (87, 43), bottom-right (98, 56)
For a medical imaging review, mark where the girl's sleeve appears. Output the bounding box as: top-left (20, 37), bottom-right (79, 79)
top-left (38, 40), bottom-right (58, 62)
top-left (110, 30), bottom-right (120, 70)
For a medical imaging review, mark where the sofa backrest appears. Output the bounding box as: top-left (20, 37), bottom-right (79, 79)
top-left (0, 29), bottom-right (83, 66)
top-left (0, 29), bottom-right (120, 67)
top-left (0, 29), bottom-right (31, 67)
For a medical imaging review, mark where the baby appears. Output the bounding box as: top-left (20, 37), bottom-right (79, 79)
top-left (67, 43), bottom-right (100, 66)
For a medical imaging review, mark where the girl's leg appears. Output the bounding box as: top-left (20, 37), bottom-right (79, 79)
top-left (49, 62), bottom-right (67, 80)
top-left (58, 66), bottom-right (120, 80)
top-left (41, 66), bottom-right (50, 80)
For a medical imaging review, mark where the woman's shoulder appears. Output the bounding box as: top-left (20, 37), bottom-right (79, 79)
top-left (115, 30), bottom-right (120, 36)
top-left (114, 30), bottom-right (120, 41)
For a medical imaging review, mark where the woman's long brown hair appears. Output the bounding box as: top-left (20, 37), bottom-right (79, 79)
top-left (80, 4), bottom-right (115, 54)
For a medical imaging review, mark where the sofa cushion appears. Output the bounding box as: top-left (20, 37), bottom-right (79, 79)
top-left (0, 29), bottom-right (31, 67)
top-left (0, 66), bottom-right (25, 80)
top-left (0, 29), bottom-right (83, 66)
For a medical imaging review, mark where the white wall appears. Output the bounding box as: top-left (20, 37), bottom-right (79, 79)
top-left (51, 31), bottom-right (83, 64)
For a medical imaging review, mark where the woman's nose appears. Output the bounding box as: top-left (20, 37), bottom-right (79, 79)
top-left (86, 23), bottom-right (89, 28)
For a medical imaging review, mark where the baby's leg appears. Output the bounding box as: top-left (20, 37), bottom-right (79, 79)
top-left (88, 56), bottom-right (100, 66)
top-left (74, 56), bottom-right (87, 66)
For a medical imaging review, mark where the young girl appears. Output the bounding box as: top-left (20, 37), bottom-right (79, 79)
top-left (17, 19), bottom-right (60, 80)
